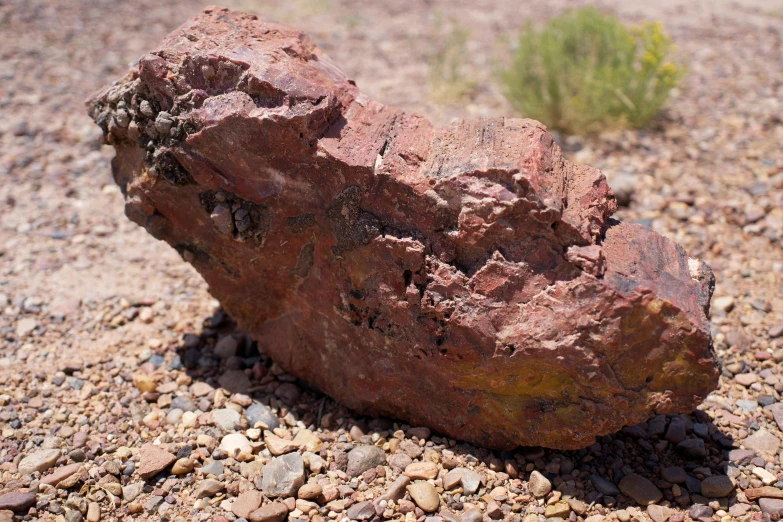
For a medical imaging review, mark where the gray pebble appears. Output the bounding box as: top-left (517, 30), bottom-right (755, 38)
top-left (701, 475), bottom-right (734, 498)
top-left (122, 482), bottom-right (144, 502)
top-left (677, 438), bottom-right (708, 459)
top-left (212, 408), bottom-right (240, 432)
top-left (689, 505), bottom-right (713, 519)
top-left (664, 417), bottom-right (686, 444)
top-left (346, 445), bottom-right (386, 478)
top-left (618, 474), bottom-right (662, 505)
top-left (590, 474), bottom-right (620, 496)
top-left (261, 453), bottom-right (305, 498)
top-left (660, 466), bottom-right (686, 484)
top-left (245, 402), bottom-right (279, 430)
top-left (144, 495), bottom-right (164, 514)
top-left (737, 399), bottom-right (759, 411)
top-left (202, 460), bottom-right (224, 476)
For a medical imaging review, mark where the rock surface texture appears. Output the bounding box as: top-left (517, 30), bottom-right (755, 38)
top-left (88, 6), bottom-right (720, 450)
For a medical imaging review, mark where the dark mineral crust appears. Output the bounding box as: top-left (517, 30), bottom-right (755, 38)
top-left (88, 6), bottom-right (720, 450)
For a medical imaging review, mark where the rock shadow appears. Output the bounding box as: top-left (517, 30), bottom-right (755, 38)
top-left (170, 309), bottom-right (740, 520)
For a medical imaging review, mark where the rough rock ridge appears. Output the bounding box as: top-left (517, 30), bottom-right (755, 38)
top-left (87, 6), bottom-right (720, 450)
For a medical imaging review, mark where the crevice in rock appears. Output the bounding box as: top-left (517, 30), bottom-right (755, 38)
top-left (198, 190), bottom-right (272, 243)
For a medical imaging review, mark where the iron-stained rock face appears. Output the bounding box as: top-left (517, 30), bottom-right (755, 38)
top-left (87, 6), bottom-right (719, 450)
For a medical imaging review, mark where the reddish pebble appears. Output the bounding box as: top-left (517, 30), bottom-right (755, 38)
top-left (252, 363), bottom-right (266, 380)
top-left (138, 362), bottom-right (156, 374)
top-left (363, 468), bottom-right (377, 483)
top-left (73, 431), bottom-right (88, 448)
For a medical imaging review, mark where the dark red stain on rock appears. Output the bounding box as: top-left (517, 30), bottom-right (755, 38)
top-left (87, 6), bottom-right (719, 450)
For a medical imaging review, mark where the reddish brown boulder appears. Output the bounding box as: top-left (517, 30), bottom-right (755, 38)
top-left (87, 6), bottom-right (719, 450)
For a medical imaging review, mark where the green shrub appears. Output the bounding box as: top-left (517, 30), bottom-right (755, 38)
top-left (500, 7), bottom-right (684, 134)
top-left (428, 17), bottom-right (478, 104)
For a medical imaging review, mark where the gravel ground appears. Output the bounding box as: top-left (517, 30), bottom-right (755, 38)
top-left (1, 1), bottom-right (782, 522)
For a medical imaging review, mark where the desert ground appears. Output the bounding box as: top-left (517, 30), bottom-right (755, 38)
top-left (1, 0), bottom-right (782, 521)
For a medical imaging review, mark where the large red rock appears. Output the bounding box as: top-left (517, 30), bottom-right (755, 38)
top-left (87, 6), bottom-right (720, 450)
